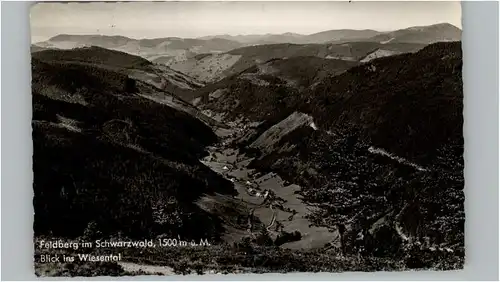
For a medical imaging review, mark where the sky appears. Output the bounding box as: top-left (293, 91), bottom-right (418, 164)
top-left (30, 1), bottom-right (462, 43)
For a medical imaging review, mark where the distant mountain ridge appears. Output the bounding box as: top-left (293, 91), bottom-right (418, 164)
top-left (34, 34), bottom-right (246, 65)
top-left (32, 23), bottom-right (461, 84)
top-left (33, 23), bottom-right (461, 56)
top-left (365, 23), bottom-right (462, 44)
top-left (166, 41), bottom-right (425, 83)
top-left (198, 29), bottom-right (382, 44)
top-left (197, 23), bottom-right (460, 45)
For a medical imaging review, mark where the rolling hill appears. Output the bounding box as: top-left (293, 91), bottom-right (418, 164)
top-left (198, 23), bottom-right (460, 46)
top-left (300, 41), bottom-right (463, 164)
top-left (32, 45), bottom-right (153, 69)
top-left (189, 56), bottom-right (360, 119)
top-left (34, 34), bottom-right (245, 65)
top-left (300, 29), bottom-right (382, 44)
top-left (31, 44), bottom-right (52, 53)
top-left (198, 29), bottom-right (382, 45)
top-left (169, 23), bottom-right (459, 83)
top-left (365, 23), bottom-right (462, 44)
top-left (33, 23), bottom-right (459, 85)
top-left (168, 41), bottom-right (424, 83)
top-left (32, 46), bottom-right (207, 105)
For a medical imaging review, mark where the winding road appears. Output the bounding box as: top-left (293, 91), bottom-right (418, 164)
top-left (266, 203), bottom-right (277, 232)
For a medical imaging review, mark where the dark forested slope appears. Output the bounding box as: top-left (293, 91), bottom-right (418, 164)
top-left (236, 42), bottom-right (464, 268)
top-left (32, 58), bottom-right (236, 241)
top-left (168, 41), bottom-right (424, 83)
top-left (195, 42), bottom-right (462, 167)
top-left (32, 47), bottom-right (206, 101)
top-left (32, 46), bottom-right (152, 70)
top-left (300, 42), bottom-right (463, 165)
top-left (191, 56), bottom-right (359, 120)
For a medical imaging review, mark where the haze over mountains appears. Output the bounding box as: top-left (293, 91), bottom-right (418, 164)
top-left (197, 23), bottom-right (460, 45)
top-left (197, 29), bottom-right (382, 45)
top-left (34, 23), bottom-right (461, 50)
top-left (33, 24), bottom-right (459, 57)
top-left (32, 23), bottom-right (461, 83)
top-left (32, 20), bottom-right (464, 275)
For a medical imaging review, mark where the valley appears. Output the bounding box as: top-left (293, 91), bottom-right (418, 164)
top-left (197, 116), bottom-right (337, 250)
top-left (31, 21), bottom-right (464, 276)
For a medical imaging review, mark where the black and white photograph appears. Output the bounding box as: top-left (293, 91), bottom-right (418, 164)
top-left (30, 1), bottom-right (464, 276)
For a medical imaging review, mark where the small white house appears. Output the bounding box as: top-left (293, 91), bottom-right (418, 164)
top-left (309, 122), bottom-right (318, 130)
top-left (263, 191), bottom-right (269, 198)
